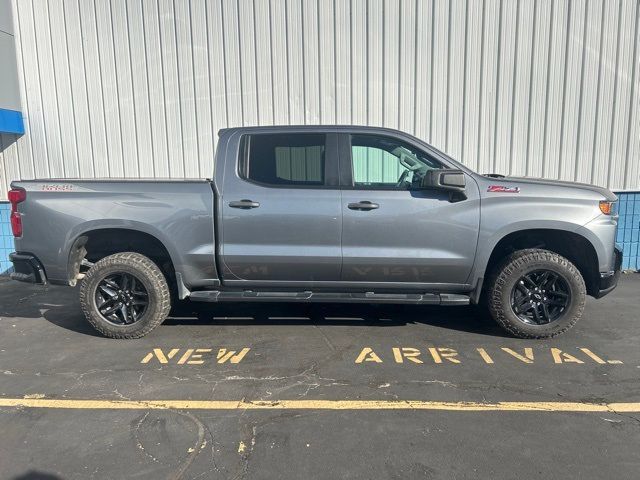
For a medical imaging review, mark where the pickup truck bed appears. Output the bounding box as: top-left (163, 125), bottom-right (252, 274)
top-left (10, 179), bottom-right (218, 289)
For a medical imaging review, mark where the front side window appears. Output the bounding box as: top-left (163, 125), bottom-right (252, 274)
top-left (350, 134), bottom-right (442, 189)
top-left (242, 133), bottom-right (325, 187)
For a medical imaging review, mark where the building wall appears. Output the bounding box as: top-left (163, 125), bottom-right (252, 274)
top-left (0, 0), bottom-right (23, 136)
top-left (0, 0), bottom-right (20, 112)
top-left (0, 0), bottom-right (639, 272)
top-left (0, 0), bottom-right (639, 200)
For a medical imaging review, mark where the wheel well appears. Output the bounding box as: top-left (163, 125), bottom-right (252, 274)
top-left (484, 229), bottom-right (600, 296)
top-left (68, 228), bottom-right (176, 288)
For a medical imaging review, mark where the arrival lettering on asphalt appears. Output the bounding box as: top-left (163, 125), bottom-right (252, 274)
top-left (354, 347), bottom-right (623, 364)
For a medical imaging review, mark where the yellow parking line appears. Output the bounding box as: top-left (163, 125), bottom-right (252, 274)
top-left (0, 398), bottom-right (639, 412)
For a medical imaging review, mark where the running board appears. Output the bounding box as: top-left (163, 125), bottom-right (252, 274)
top-left (188, 290), bottom-right (469, 305)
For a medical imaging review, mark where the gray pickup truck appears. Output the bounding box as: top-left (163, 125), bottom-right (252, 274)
top-left (8, 125), bottom-right (622, 339)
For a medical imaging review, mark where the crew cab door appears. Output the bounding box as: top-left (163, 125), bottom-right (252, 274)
top-left (218, 131), bottom-right (342, 285)
top-left (339, 133), bottom-right (480, 287)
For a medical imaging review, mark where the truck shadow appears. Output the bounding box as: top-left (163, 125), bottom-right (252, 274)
top-left (0, 281), bottom-right (509, 338)
top-left (168, 301), bottom-right (509, 337)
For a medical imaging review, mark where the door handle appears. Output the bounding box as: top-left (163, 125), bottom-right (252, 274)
top-left (229, 199), bottom-right (260, 209)
top-left (348, 201), bottom-right (379, 211)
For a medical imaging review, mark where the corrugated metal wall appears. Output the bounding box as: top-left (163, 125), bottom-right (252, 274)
top-left (0, 0), bottom-right (639, 200)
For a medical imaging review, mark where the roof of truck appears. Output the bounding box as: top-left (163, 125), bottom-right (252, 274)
top-left (219, 124), bottom-right (419, 136)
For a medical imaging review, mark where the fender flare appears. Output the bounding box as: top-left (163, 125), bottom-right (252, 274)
top-left (63, 220), bottom-right (181, 285)
top-left (469, 221), bottom-right (598, 303)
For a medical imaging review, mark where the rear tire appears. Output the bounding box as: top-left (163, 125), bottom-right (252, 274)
top-left (487, 248), bottom-right (586, 339)
top-left (79, 252), bottom-right (171, 338)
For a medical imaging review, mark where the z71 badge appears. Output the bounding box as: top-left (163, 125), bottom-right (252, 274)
top-left (488, 185), bottom-right (520, 193)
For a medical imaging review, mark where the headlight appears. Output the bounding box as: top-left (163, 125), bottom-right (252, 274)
top-left (599, 200), bottom-right (617, 215)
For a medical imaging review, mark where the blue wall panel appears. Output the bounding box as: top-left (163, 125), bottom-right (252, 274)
top-left (0, 202), bottom-right (13, 274)
top-left (0, 108), bottom-right (24, 134)
top-left (616, 192), bottom-right (640, 270)
top-left (0, 194), bottom-right (639, 276)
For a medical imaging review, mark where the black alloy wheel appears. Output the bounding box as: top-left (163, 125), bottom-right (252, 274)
top-left (509, 269), bottom-right (571, 325)
top-left (95, 272), bottom-right (149, 325)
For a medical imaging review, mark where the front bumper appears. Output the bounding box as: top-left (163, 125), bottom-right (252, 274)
top-left (9, 252), bottom-right (48, 284)
top-left (594, 246), bottom-right (623, 299)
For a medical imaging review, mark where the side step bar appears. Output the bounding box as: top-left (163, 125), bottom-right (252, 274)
top-left (188, 290), bottom-right (469, 305)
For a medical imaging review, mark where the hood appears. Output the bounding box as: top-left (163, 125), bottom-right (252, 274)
top-left (482, 175), bottom-right (618, 202)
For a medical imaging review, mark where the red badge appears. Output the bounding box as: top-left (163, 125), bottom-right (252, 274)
top-left (488, 185), bottom-right (520, 193)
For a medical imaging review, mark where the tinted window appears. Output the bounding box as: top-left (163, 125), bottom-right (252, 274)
top-left (243, 134), bottom-right (326, 186)
top-left (351, 134), bottom-right (442, 189)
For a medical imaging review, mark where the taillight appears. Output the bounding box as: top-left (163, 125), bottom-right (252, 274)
top-left (8, 188), bottom-right (26, 237)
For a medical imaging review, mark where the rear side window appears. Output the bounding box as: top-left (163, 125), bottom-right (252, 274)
top-left (242, 133), bottom-right (326, 187)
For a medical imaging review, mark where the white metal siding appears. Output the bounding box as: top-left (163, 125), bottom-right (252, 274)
top-left (0, 0), bottom-right (638, 200)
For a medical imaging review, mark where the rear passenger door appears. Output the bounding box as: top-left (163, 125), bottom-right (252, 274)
top-left (220, 132), bottom-right (342, 285)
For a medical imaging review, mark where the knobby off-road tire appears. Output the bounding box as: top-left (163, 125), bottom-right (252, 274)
top-left (79, 252), bottom-right (171, 338)
top-left (487, 248), bottom-right (586, 339)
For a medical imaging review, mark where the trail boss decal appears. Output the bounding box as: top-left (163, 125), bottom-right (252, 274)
top-left (488, 185), bottom-right (520, 193)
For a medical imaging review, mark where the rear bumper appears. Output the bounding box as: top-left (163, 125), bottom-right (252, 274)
top-left (594, 246), bottom-right (623, 299)
top-left (9, 252), bottom-right (48, 284)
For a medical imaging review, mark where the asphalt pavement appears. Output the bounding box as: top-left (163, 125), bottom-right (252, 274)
top-left (0, 275), bottom-right (639, 479)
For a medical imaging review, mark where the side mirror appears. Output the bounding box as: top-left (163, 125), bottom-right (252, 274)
top-left (422, 169), bottom-right (466, 193)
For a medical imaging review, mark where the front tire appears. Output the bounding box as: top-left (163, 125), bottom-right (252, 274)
top-left (487, 249), bottom-right (586, 339)
top-left (79, 252), bottom-right (171, 338)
